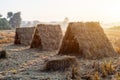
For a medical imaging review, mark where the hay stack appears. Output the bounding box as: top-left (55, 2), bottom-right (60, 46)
top-left (0, 50), bottom-right (7, 59)
top-left (14, 27), bottom-right (35, 46)
top-left (58, 22), bottom-right (116, 59)
top-left (30, 24), bottom-right (63, 51)
top-left (44, 56), bottom-right (79, 71)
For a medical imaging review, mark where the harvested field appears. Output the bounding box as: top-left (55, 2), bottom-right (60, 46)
top-left (0, 29), bottom-right (120, 80)
top-left (0, 30), bottom-right (15, 44)
top-left (104, 29), bottom-right (120, 54)
top-left (0, 43), bottom-right (120, 80)
top-left (104, 29), bottom-right (120, 48)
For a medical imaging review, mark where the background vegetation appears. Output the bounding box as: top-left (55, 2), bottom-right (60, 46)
top-left (0, 12), bottom-right (21, 30)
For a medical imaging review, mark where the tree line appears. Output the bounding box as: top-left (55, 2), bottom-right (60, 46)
top-left (0, 12), bottom-right (21, 30)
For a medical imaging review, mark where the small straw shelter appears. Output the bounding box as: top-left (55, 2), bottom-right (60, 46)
top-left (14, 27), bottom-right (35, 46)
top-left (30, 24), bottom-right (63, 51)
top-left (58, 22), bottom-right (116, 59)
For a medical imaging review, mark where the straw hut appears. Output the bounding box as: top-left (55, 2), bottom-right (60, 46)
top-left (58, 22), bottom-right (116, 59)
top-left (30, 24), bottom-right (63, 51)
top-left (14, 27), bottom-right (35, 46)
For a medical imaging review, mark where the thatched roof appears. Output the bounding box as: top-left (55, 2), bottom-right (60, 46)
top-left (30, 24), bottom-right (63, 51)
top-left (58, 22), bottom-right (116, 59)
top-left (14, 27), bottom-right (35, 46)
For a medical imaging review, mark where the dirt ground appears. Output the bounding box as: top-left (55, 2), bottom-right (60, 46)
top-left (0, 29), bottom-right (120, 80)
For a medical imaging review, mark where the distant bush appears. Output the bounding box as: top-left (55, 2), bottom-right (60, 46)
top-left (0, 18), bottom-right (11, 30)
top-left (0, 11), bottom-right (22, 30)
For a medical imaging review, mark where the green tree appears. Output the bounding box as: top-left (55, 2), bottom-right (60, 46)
top-left (9, 12), bottom-right (21, 28)
top-left (0, 18), bottom-right (11, 30)
top-left (7, 12), bottom-right (13, 18)
top-left (0, 14), bottom-right (2, 18)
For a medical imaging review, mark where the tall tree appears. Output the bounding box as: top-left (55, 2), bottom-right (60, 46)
top-left (7, 12), bottom-right (13, 18)
top-left (0, 14), bottom-right (2, 18)
top-left (0, 18), bottom-right (11, 30)
top-left (9, 12), bottom-right (21, 28)
top-left (0, 13), bottom-right (11, 30)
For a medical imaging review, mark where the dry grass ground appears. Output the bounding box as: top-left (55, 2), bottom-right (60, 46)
top-left (104, 29), bottom-right (120, 53)
top-left (0, 43), bottom-right (120, 80)
top-left (0, 30), bottom-right (15, 44)
top-left (0, 29), bottom-right (120, 79)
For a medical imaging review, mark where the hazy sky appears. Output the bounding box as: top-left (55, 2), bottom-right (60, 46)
top-left (0, 0), bottom-right (120, 23)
